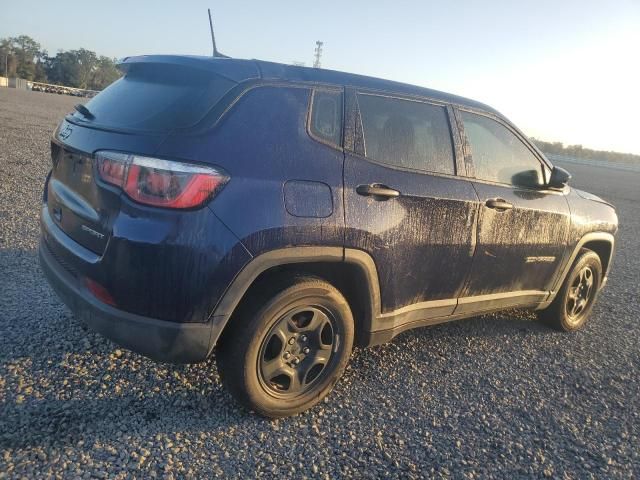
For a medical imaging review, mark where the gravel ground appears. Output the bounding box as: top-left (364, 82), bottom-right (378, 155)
top-left (0, 88), bottom-right (638, 479)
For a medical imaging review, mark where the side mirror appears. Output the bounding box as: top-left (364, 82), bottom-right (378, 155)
top-left (511, 169), bottom-right (544, 188)
top-left (548, 166), bottom-right (571, 189)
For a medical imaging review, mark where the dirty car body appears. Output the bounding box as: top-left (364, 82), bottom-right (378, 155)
top-left (39, 56), bottom-right (617, 369)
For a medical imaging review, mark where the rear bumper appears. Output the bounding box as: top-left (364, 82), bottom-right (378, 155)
top-left (39, 239), bottom-right (215, 363)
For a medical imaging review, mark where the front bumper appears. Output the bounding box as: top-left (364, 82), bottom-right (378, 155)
top-left (39, 238), bottom-right (216, 364)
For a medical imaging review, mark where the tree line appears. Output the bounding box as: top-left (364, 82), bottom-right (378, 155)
top-left (531, 138), bottom-right (640, 165)
top-left (2, 35), bottom-right (637, 161)
top-left (0, 35), bottom-right (121, 91)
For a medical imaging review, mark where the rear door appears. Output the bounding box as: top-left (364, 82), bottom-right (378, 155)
top-left (455, 109), bottom-right (570, 312)
top-left (343, 91), bottom-right (479, 322)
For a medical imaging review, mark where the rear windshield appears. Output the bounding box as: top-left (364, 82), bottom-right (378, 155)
top-left (73, 63), bottom-right (236, 132)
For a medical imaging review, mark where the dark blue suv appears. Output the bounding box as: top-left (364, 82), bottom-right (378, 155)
top-left (40, 55), bottom-right (617, 417)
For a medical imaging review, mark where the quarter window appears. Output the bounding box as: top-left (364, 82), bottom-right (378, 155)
top-left (309, 90), bottom-right (343, 146)
top-left (357, 94), bottom-right (455, 174)
top-left (461, 111), bottom-right (544, 187)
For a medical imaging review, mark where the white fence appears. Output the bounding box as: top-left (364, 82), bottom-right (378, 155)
top-left (1, 77), bottom-right (30, 89)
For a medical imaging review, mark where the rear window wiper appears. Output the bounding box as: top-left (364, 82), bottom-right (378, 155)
top-left (74, 104), bottom-right (95, 120)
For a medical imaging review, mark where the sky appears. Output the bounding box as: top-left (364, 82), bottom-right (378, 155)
top-left (3, 0), bottom-right (640, 154)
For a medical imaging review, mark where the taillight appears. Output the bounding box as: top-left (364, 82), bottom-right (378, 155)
top-left (96, 151), bottom-right (228, 209)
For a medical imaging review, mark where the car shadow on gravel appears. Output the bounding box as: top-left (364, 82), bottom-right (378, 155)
top-left (0, 248), bottom-right (566, 451)
top-left (0, 249), bottom-right (251, 449)
top-left (0, 380), bottom-right (252, 450)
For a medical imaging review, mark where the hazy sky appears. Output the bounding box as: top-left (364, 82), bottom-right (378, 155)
top-left (3, 0), bottom-right (640, 154)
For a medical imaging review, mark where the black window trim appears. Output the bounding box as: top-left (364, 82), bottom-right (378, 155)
top-left (209, 80), bottom-right (343, 136)
top-left (350, 89), bottom-right (462, 178)
top-left (306, 86), bottom-right (346, 151)
top-left (455, 105), bottom-right (554, 189)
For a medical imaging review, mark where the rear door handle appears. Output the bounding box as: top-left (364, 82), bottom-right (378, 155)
top-left (485, 198), bottom-right (513, 211)
top-left (356, 184), bottom-right (400, 200)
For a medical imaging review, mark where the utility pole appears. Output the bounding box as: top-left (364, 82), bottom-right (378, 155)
top-left (313, 41), bottom-right (323, 68)
top-left (4, 48), bottom-right (10, 78)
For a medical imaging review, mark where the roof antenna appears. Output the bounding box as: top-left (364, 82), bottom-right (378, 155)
top-left (208, 8), bottom-right (229, 58)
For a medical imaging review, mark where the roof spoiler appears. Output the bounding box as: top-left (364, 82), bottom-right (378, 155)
top-left (115, 56), bottom-right (260, 83)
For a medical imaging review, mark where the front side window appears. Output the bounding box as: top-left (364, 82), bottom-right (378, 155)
top-left (461, 111), bottom-right (543, 187)
top-left (309, 89), bottom-right (343, 146)
top-left (357, 94), bottom-right (455, 175)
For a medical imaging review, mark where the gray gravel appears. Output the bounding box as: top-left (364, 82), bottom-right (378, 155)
top-left (1, 88), bottom-right (639, 479)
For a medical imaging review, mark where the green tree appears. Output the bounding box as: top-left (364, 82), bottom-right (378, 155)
top-left (0, 38), bottom-right (13, 76)
top-left (46, 49), bottom-right (121, 89)
top-left (46, 50), bottom-right (82, 86)
top-left (2, 34), bottom-right (121, 90)
top-left (8, 35), bottom-right (43, 80)
top-left (34, 57), bottom-right (48, 82)
top-left (90, 56), bottom-right (121, 90)
top-left (75, 48), bottom-right (98, 89)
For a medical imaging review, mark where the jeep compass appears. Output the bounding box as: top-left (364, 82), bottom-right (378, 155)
top-left (39, 55), bottom-right (618, 417)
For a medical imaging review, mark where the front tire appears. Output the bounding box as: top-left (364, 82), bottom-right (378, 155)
top-left (537, 249), bottom-right (602, 331)
top-left (217, 276), bottom-right (354, 418)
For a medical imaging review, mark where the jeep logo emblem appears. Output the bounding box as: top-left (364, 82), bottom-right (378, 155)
top-left (59, 125), bottom-right (72, 140)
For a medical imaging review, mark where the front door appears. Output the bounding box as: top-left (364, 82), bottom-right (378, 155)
top-left (343, 92), bottom-right (480, 326)
top-left (456, 109), bottom-right (571, 312)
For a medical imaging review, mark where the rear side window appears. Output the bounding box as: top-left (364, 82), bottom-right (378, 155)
top-left (357, 93), bottom-right (455, 174)
top-left (74, 63), bottom-right (235, 132)
top-left (461, 111), bottom-right (544, 187)
top-left (309, 89), bottom-right (343, 146)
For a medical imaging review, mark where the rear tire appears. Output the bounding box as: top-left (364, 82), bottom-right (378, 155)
top-left (217, 275), bottom-right (354, 418)
top-left (537, 249), bottom-right (602, 331)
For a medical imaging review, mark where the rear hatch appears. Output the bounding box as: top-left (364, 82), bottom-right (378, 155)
top-left (46, 56), bottom-right (258, 254)
top-left (48, 139), bottom-right (121, 254)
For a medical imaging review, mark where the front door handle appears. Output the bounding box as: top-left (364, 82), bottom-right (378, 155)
top-left (485, 198), bottom-right (513, 211)
top-left (356, 184), bottom-right (400, 200)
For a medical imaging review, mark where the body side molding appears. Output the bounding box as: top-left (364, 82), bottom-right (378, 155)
top-left (208, 231), bottom-right (614, 354)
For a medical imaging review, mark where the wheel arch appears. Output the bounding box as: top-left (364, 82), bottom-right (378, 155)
top-left (551, 232), bottom-right (615, 298)
top-left (208, 247), bottom-right (381, 354)
top-left (581, 239), bottom-right (613, 276)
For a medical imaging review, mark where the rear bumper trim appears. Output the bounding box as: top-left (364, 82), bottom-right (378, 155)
top-left (39, 238), bottom-right (215, 364)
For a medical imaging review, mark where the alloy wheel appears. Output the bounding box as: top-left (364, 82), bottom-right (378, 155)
top-left (566, 266), bottom-right (595, 323)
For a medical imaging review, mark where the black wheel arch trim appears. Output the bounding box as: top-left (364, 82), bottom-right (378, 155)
top-left (207, 247), bottom-right (381, 355)
top-left (544, 231), bottom-right (615, 306)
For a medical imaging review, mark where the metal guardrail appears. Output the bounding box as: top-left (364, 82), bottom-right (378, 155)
top-left (545, 153), bottom-right (640, 173)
